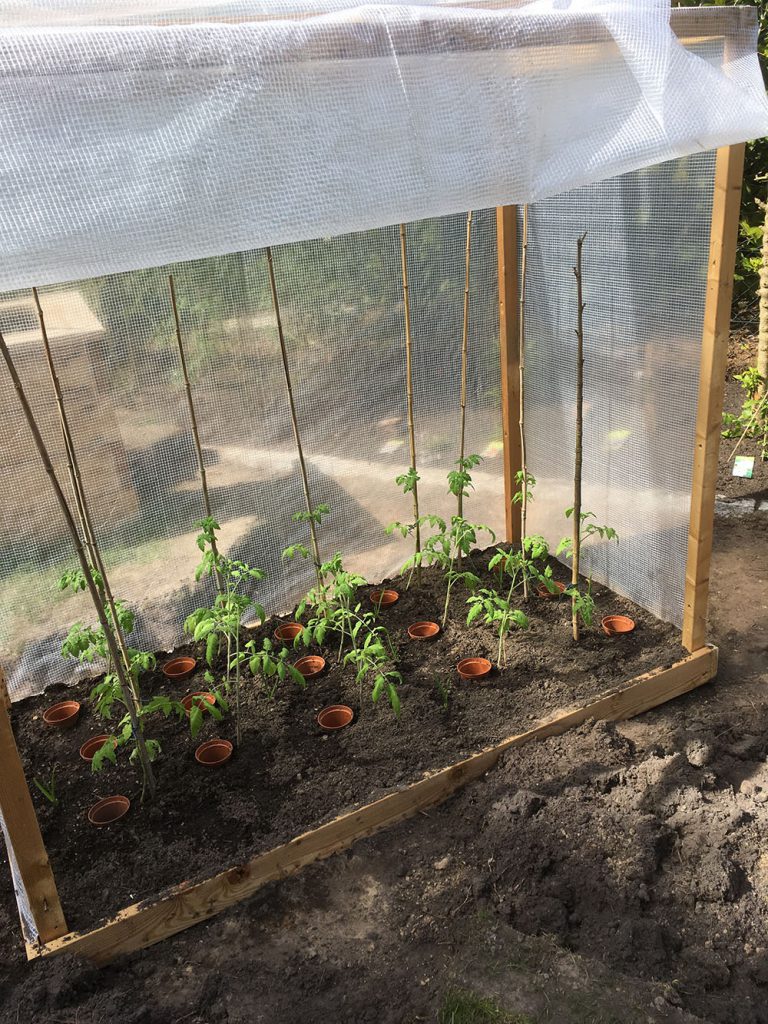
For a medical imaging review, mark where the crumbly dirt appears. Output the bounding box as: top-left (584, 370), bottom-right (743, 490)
top-left (7, 546), bottom-right (681, 933)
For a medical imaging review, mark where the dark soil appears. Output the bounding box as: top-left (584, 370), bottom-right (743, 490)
top-left (9, 547), bottom-right (682, 934)
top-left (717, 330), bottom-right (767, 504)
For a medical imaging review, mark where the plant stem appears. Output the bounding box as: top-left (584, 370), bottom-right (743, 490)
top-left (399, 223), bottom-right (422, 586)
top-left (457, 211), bottom-right (473, 565)
top-left (0, 328), bottom-right (156, 799)
top-left (265, 246), bottom-right (324, 593)
top-left (519, 206), bottom-right (530, 600)
top-left (572, 233), bottom-right (587, 643)
top-left (168, 274), bottom-right (224, 594)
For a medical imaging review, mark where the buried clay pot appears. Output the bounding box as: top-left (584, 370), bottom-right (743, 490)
top-left (457, 657), bottom-right (492, 681)
top-left (601, 614), bottom-right (636, 636)
top-left (274, 622), bottom-right (303, 643)
top-left (162, 656), bottom-right (197, 682)
top-left (79, 734), bottom-right (117, 763)
top-left (317, 704), bottom-right (354, 731)
top-left (407, 621), bottom-right (440, 641)
top-left (536, 581), bottom-right (566, 599)
top-left (88, 795), bottom-right (130, 827)
top-left (370, 589), bottom-right (399, 609)
top-left (42, 700), bottom-right (81, 729)
top-left (181, 691), bottom-right (216, 716)
top-left (194, 738), bottom-right (233, 767)
top-left (294, 656), bottom-right (326, 681)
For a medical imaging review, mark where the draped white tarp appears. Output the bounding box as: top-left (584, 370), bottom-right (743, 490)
top-left (0, 0), bottom-right (766, 290)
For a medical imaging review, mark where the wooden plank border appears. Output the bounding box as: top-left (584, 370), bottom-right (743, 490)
top-left (497, 205), bottom-right (522, 543)
top-left (27, 645), bottom-right (717, 966)
top-left (682, 143), bottom-right (746, 652)
top-left (0, 669), bottom-right (68, 944)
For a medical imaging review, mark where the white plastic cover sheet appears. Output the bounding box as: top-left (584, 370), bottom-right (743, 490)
top-left (0, 0), bottom-right (766, 290)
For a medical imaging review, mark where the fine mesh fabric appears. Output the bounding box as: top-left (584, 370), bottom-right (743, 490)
top-left (0, 2), bottom-right (766, 289)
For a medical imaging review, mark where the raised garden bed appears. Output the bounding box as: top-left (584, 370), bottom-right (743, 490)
top-left (10, 545), bottom-right (706, 949)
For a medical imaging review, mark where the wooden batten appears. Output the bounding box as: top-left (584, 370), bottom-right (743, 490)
top-left (497, 205), bottom-right (522, 543)
top-left (28, 646), bottom-right (717, 966)
top-left (0, 669), bottom-right (68, 944)
top-left (682, 143), bottom-right (746, 653)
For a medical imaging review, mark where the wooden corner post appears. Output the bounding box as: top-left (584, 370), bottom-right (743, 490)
top-left (682, 143), bottom-right (746, 653)
top-left (497, 205), bottom-right (522, 543)
top-left (0, 668), bottom-right (68, 943)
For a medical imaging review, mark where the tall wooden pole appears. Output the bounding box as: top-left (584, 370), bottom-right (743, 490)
top-left (458, 210), bottom-right (473, 523)
top-left (497, 206), bottom-right (522, 544)
top-left (519, 206), bottom-right (530, 599)
top-left (572, 233), bottom-right (587, 643)
top-left (168, 275), bottom-right (223, 593)
top-left (399, 223), bottom-right (422, 584)
top-left (265, 246), bottom-right (324, 592)
top-left (0, 330), bottom-right (156, 798)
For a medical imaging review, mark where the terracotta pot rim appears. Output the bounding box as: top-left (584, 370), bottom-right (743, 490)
top-left (294, 655), bottom-right (326, 679)
top-left (88, 794), bottom-right (130, 826)
top-left (79, 734), bottom-right (117, 762)
top-left (536, 581), bottom-right (566, 598)
top-left (42, 700), bottom-right (81, 728)
top-left (162, 656), bottom-right (197, 680)
top-left (194, 738), bottom-right (234, 767)
top-left (456, 657), bottom-right (493, 680)
top-left (317, 703), bottom-right (354, 731)
top-left (181, 691), bottom-right (216, 714)
top-left (274, 622), bottom-right (303, 641)
top-left (370, 589), bottom-right (399, 608)
top-left (407, 620), bottom-right (441, 640)
top-left (601, 614), bottom-right (636, 636)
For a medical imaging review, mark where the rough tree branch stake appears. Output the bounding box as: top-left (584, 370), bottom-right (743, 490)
top-left (519, 205), bottom-right (530, 600)
top-left (399, 222), bottom-right (422, 585)
top-left (572, 232), bottom-right (587, 643)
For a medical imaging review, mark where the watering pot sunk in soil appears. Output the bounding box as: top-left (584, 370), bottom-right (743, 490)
top-left (536, 581), bottom-right (566, 599)
top-left (407, 621), bottom-right (440, 641)
top-left (88, 795), bottom-right (130, 827)
top-left (42, 700), bottom-right (81, 729)
top-left (317, 704), bottom-right (354, 731)
top-left (274, 622), bottom-right (303, 643)
top-left (457, 657), bottom-right (492, 681)
top-left (294, 656), bottom-right (326, 681)
top-left (195, 738), bottom-right (233, 767)
top-left (601, 615), bottom-right (636, 636)
top-left (181, 691), bottom-right (216, 715)
top-left (79, 734), bottom-right (117, 763)
top-left (162, 656), bottom-right (197, 682)
top-left (370, 589), bottom-right (399, 609)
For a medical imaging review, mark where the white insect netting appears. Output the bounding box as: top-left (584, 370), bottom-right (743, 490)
top-left (0, 1), bottom-right (766, 940)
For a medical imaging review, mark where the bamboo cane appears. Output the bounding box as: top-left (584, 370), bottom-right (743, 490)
top-left (572, 233), bottom-right (587, 643)
top-left (756, 195), bottom-right (767, 399)
top-left (519, 206), bottom-right (530, 600)
top-left (168, 274), bottom-right (224, 593)
top-left (399, 223), bottom-right (422, 586)
top-left (0, 328), bottom-right (156, 798)
top-left (458, 210), bottom-right (473, 523)
top-left (265, 246), bottom-right (324, 592)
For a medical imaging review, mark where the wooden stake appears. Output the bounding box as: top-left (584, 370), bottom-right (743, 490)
top-left (572, 233), bottom-right (587, 643)
top-left (0, 667), bottom-right (68, 944)
top-left (399, 223), bottom-right (422, 585)
top-left (457, 210), bottom-right (473, 523)
top-left (168, 274), bottom-right (223, 593)
top-left (497, 207), bottom-right (522, 544)
top-left (0, 329), bottom-right (156, 799)
top-left (265, 246), bottom-right (324, 592)
top-left (683, 144), bottom-right (746, 652)
top-left (756, 193), bottom-right (767, 399)
top-left (519, 205), bottom-right (530, 599)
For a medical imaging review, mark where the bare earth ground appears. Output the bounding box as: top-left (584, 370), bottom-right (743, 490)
top-left (0, 342), bottom-right (767, 1023)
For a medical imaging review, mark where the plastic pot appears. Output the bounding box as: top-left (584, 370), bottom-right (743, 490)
top-left (162, 656), bottom-right (197, 682)
top-left (601, 615), bottom-right (636, 636)
top-left (457, 657), bottom-right (492, 681)
top-left (195, 738), bottom-right (233, 767)
top-left (536, 581), bottom-right (566, 599)
top-left (181, 691), bottom-right (216, 716)
top-left (79, 734), bottom-right (117, 763)
top-left (88, 795), bottom-right (130, 827)
top-left (370, 589), bottom-right (399, 609)
top-left (42, 700), bottom-right (81, 729)
top-left (274, 622), bottom-right (303, 643)
top-left (407, 621), bottom-right (440, 641)
top-left (294, 656), bottom-right (326, 681)
top-left (317, 704), bottom-right (354, 731)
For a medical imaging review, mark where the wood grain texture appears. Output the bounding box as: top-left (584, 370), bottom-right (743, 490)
top-left (497, 205), bottom-right (522, 543)
top-left (29, 646), bottom-right (717, 966)
top-left (683, 144), bottom-right (746, 652)
top-left (0, 671), bottom-right (68, 944)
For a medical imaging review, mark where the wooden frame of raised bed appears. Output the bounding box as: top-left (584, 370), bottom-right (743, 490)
top-left (0, 5), bottom-right (747, 966)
